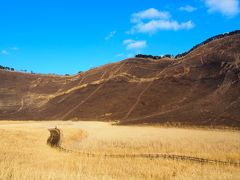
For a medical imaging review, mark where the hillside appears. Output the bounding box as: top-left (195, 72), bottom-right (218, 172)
top-left (0, 31), bottom-right (240, 127)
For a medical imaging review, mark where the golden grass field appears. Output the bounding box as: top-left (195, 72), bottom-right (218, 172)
top-left (0, 121), bottom-right (239, 180)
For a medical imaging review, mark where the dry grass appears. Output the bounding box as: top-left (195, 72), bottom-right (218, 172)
top-left (0, 121), bottom-right (239, 180)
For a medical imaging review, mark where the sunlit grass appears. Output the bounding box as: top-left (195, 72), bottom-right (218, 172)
top-left (0, 121), bottom-right (239, 179)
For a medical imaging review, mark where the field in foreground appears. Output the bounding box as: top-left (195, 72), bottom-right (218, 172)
top-left (0, 121), bottom-right (239, 180)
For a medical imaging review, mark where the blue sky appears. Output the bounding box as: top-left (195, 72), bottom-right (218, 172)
top-left (0, 0), bottom-right (239, 75)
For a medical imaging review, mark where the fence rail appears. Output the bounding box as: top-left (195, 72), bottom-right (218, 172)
top-left (58, 146), bottom-right (240, 167)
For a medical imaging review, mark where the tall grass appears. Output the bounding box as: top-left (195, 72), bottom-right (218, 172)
top-left (0, 121), bottom-right (239, 179)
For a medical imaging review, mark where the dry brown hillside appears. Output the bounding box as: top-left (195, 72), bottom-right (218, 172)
top-left (0, 32), bottom-right (240, 127)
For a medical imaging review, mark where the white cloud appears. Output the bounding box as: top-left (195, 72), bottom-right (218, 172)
top-left (105, 31), bottom-right (116, 40)
top-left (130, 20), bottom-right (194, 34)
top-left (131, 8), bottom-right (170, 23)
top-left (123, 39), bottom-right (147, 50)
top-left (1, 50), bottom-right (9, 55)
top-left (204, 0), bottom-right (239, 17)
top-left (179, 5), bottom-right (197, 12)
top-left (128, 8), bottom-right (195, 34)
top-left (123, 39), bottom-right (135, 45)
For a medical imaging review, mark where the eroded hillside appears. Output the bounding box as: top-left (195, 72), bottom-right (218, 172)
top-left (0, 32), bottom-right (239, 127)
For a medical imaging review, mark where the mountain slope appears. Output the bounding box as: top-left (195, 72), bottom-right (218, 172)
top-left (0, 31), bottom-right (239, 127)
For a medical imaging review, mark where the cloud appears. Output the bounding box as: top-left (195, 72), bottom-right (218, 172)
top-left (204, 0), bottom-right (239, 17)
top-left (123, 39), bottom-right (147, 50)
top-left (131, 8), bottom-right (170, 23)
top-left (1, 50), bottom-right (9, 55)
top-left (118, 39), bottom-right (146, 58)
top-left (179, 5), bottom-right (197, 12)
top-left (105, 31), bottom-right (116, 40)
top-left (128, 8), bottom-right (195, 34)
top-left (123, 39), bottom-right (135, 45)
top-left (129, 20), bottom-right (194, 34)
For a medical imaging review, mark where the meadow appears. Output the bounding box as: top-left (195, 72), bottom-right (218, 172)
top-left (0, 121), bottom-right (239, 180)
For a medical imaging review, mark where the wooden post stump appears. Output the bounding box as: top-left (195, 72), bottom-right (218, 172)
top-left (47, 127), bottom-right (61, 147)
